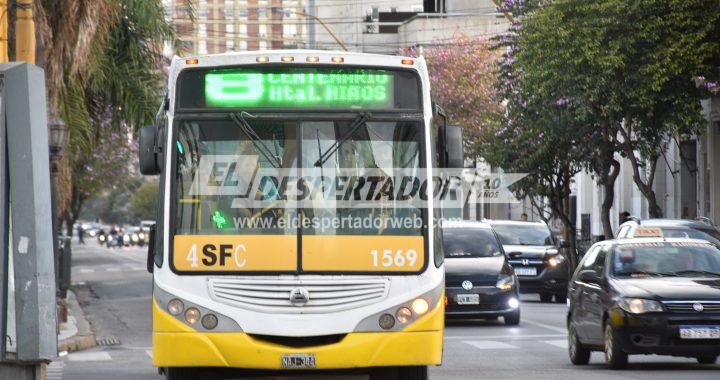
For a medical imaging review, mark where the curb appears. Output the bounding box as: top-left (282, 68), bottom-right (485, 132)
top-left (58, 290), bottom-right (97, 353)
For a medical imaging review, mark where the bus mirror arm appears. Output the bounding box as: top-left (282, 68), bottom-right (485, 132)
top-left (147, 225), bottom-right (156, 273)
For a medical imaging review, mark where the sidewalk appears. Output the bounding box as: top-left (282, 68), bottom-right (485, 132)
top-left (58, 290), bottom-right (96, 353)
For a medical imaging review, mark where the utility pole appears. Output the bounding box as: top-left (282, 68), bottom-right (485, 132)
top-left (0, 0), bottom-right (7, 62)
top-left (14, 0), bottom-right (34, 63)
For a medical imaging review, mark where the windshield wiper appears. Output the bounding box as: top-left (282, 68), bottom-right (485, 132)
top-left (618, 271), bottom-right (678, 277)
top-left (669, 270), bottom-right (720, 277)
top-left (229, 112), bottom-right (282, 168)
top-left (314, 112), bottom-right (371, 167)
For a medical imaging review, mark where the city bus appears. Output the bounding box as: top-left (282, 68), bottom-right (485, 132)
top-left (139, 50), bottom-right (462, 380)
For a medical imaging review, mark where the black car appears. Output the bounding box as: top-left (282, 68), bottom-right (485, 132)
top-left (617, 218), bottom-right (720, 247)
top-left (488, 220), bottom-right (569, 303)
top-left (443, 221), bottom-right (521, 325)
top-left (567, 237), bottom-right (720, 369)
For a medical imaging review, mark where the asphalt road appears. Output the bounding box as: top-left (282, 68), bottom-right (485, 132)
top-left (50, 241), bottom-right (720, 380)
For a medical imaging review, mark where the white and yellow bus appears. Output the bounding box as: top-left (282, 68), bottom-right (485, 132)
top-left (139, 50), bottom-right (462, 380)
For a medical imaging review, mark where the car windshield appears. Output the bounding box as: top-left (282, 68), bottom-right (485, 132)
top-left (657, 227), bottom-right (720, 246)
top-left (443, 228), bottom-right (503, 258)
top-left (611, 242), bottom-right (720, 277)
top-left (492, 224), bottom-right (555, 246)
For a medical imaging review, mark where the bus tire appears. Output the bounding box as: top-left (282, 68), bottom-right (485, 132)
top-left (398, 365), bottom-right (428, 380)
top-left (164, 367), bottom-right (198, 380)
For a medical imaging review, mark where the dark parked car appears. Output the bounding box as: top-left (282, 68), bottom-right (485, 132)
top-left (617, 218), bottom-right (720, 247)
top-left (567, 237), bottom-right (720, 369)
top-left (443, 220), bottom-right (521, 325)
top-left (488, 220), bottom-right (569, 303)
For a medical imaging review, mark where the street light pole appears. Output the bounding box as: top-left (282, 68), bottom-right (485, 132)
top-left (48, 120), bottom-right (67, 321)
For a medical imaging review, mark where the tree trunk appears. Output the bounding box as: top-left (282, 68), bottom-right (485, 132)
top-left (599, 158), bottom-right (620, 240)
top-left (618, 126), bottom-right (664, 218)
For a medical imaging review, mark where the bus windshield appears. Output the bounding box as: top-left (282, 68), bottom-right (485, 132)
top-left (172, 116), bottom-right (426, 273)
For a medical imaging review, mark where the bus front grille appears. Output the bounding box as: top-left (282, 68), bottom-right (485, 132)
top-left (208, 278), bottom-right (390, 314)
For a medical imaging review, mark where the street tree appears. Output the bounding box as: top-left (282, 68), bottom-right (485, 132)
top-left (407, 34), bottom-right (504, 150)
top-left (31, 0), bottom-right (192, 233)
top-left (514, 0), bottom-right (720, 224)
top-left (131, 182), bottom-right (159, 221)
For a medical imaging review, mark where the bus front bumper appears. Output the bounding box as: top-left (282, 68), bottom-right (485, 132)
top-left (152, 300), bottom-right (443, 370)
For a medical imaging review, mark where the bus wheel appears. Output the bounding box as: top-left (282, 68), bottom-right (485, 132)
top-left (165, 367), bottom-right (198, 380)
top-left (398, 366), bottom-right (428, 380)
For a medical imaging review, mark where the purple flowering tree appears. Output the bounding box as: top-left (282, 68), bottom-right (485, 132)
top-left (406, 35), bottom-right (504, 151)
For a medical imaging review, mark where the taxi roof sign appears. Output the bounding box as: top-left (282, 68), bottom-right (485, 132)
top-left (633, 227), bottom-right (664, 238)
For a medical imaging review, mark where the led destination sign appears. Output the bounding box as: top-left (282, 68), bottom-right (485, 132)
top-left (205, 70), bottom-right (394, 108)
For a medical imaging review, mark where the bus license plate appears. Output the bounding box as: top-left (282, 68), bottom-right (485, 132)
top-left (456, 294), bottom-right (479, 305)
top-left (679, 326), bottom-right (720, 339)
top-left (282, 354), bottom-right (316, 368)
top-left (514, 267), bottom-right (537, 276)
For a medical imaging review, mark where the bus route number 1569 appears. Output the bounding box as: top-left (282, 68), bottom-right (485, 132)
top-left (370, 249), bottom-right (417, 268)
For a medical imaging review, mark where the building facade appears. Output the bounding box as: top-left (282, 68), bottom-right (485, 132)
top-left (166, 0), bottom-right (309, 55)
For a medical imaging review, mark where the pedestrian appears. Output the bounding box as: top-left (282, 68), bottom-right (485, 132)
top-left (77, 224), bottom-right (85, 244)
top-left (520, 213), bottom-right (528, 222)
top-left (619, 211), bottom-right (631, 225)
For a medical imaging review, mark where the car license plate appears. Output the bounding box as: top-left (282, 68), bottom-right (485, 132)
top-left (514, 267), bottom-right (537, 276)
top-left (679, 326), bottom-right (720, 339)
top-left (282, 354), bottom-right (316, 368)
top-left (456, 294), bottom-right (480, 305)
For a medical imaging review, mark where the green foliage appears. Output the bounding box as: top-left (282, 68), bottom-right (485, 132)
top-left (487, 0), bottom-right (720, 230)
top-left (55, 0), bottom-right (185, 224)
top-left (130, 182), bottom-right (159, 221)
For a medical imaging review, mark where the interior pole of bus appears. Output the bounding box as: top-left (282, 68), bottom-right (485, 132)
top-left (0, 63), bottom-right (58, 379)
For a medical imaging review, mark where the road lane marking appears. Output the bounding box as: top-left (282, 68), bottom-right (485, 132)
top-left (67, 351), bottom-right (112, 362)
top-left (146, 350), bottom-right (153, 359)
top-left (463, 340), bottom-right (518, 350)
top-left (520, 318), bottom-right (567, 333)
top-left (542, 339), bottom-right (568, 349)
top-left (445, 334), bottom-right (565, 341)
top-left (79, 268), bottom-right (94, 273)
top-left (106, 268), bottom-right (120, 272)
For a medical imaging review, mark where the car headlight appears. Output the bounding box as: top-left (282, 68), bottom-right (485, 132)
top-left (546, 248), bottom-right (559, 255)
top-left (618, 298), bottom-right (664, 314)
top-left (548, 254), bottom-right (566, 267)
top-left (496, 274), bottom-right (515, 290)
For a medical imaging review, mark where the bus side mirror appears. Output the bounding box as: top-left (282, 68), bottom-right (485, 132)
top-left (139, 124), bottom-right (161, 175)
top-left (445, 124), bottom-right (464, 168)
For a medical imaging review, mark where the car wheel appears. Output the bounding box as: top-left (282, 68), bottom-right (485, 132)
top-left (540, 293), bottom-right (553, 303)
top-left (696, 355), bottom-right (718, 364)
top-left (554, 291), bottom-right (568, 304)
top-left (604, 324), bottom-right (628, 369)
top-left (504, 309), bottom-right (520, 326)
top-left (568, 324), bottom-right (590, 365)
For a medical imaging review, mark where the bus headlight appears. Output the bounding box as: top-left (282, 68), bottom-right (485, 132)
top-left (378, 313), bottom-right (395, 330)
top-left (201, 314), bottom-right (218, 330)
top-left (185, 307), bottom-right (201, 324)
top-left (411, 298), bottom-right (429, 315)
top-left (167, 299), bottom-right (184, 315)
top-left (396, 307), bottom-right (412, 324)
